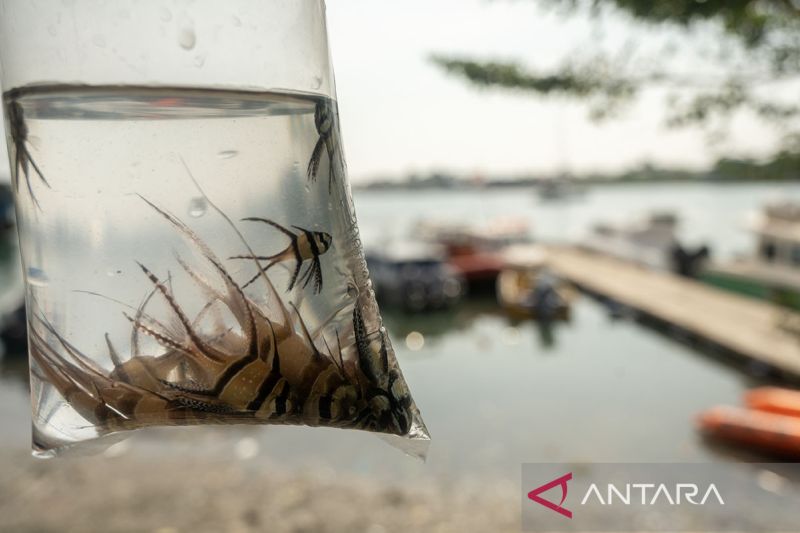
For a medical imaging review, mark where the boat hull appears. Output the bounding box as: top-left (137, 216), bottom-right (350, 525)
top-left (496, 268), bottom-right (573, 322)
top-left (701, 267), bottom-right (800, 310)
top-left (745, 387), bottom-right (800, 418)
top-left (698, 406), bottom-right (800, 459)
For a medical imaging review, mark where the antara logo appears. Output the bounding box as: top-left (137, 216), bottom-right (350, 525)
top-left (580, 483), bottom-right (725, 506)
top-left (527, 473), bottom-right (726, 519)
top-left (527, 472), bottom-right (573, 519)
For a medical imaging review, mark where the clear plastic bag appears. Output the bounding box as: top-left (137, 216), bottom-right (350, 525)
top-left (0, 0), bottom-right (429, 457)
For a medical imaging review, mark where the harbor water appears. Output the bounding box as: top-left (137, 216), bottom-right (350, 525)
top-left (0, 180), bottom-right (799, 480)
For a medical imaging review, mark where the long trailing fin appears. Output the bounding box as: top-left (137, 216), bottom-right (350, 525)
top-left (242, 217), bottom-right (296, 240)
top-left (74, 289), bottom-right (172, 348)
top-left (179, 157), bottom-right (282, 335)
top-left (105, 334), bottom-right (124, 368)
top-left (290, 302), bottom-right (323, 361)
top-left (307, 136), bottom-right (325, 181)
top-left (24, 144), bottom-right (51, 188)
top-left (136, 262), bottom-right (235, 363)
top-left (138, 194), bottom-right (256, 355)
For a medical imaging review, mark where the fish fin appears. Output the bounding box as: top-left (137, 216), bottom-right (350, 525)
top-left (138, 196), bottom-right (256, 355)
top-left (307, 136), bottom-right (325, 182)
top-left (313, 257), bottom-right (323, 293)
top-left (241, 259), bottom-right (280, 289)
top-left (290, 302), bottom-right (323, 360)
top-left (326, 136), bottom-right (336, 190)
top-left (228, 254), bottom-right (277, 261)
top-left (24, 144), bottom-right (51, 188)
top-left (287, 255), bottom-right (305, 292)
top-left (241, 217), bottom-right (296, 239)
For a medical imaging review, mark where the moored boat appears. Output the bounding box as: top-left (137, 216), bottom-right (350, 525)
top-left (536, 176), bottom-right (587, 202)
top-left (415, 217), bottom-right (532, 291)
top-left (581, 211), bottom-right (709, 276)
top-left (701, 202), bottom-right (800, 309)
top-left (0, 300), bottom-right (27, 358)
top-left (496, 245), bottom-right (575, 321)
top-left (365, 242), bottom-right (464, 312)
top-left (697, 405), bottom-right (800, 459)
top-left (744, 387), bottom-right (800, 418)
top-left (582, 211), bottom-right (678, 270)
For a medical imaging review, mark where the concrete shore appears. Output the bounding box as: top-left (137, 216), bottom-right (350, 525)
top-left (0, 449), bottom-right (518, 533)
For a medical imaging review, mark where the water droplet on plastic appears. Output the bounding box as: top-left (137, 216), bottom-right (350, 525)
top-left (92, 34), bottom-right (107, 48)
top-left (27, 267), bottom-right (49, 287)
top-left (159, 8), bottom-right (172, 22)
top-left (47, 25), bottom-right (57, 36)
top-left (188, 197), bottom-right (207, 218)
top-left (218, 150), bottom-right (238, 159)
top-left (311, 76), bottom-right (323, 90)
top-left (231, 15), bottom-right (242, 27)
top-left (106, 269), bottom-right (122, 277)
top-left (178, 27), bottom-right (196, 50)
top-left (193, 54), bottom-right (205, 67)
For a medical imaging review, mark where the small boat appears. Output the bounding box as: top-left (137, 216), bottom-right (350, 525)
top-left (496, 245), bottom-right (575, 321)
top-left (697, 405), bottom-right (800, 459)
top-left (537, 176), bottom-right (587, 202)
top-left (701, 202), bottom-right (800, 310)
top-left (366, 242), bottom-right (463, 312)
top-left (581, 211), bottom-right (708, 276)
top-left (0, 182), bottom-right (15, 231)
top-left (415, 217), bottom-right (532, 291)
top-left (0, 301), bottom-right (27, 357)
top-left (744, 387), bottom-right (800, 418)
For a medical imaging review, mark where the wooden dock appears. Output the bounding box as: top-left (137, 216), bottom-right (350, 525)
top-left (545, 246), bottom-right (800, 381)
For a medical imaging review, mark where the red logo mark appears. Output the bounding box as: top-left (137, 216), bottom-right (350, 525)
top-left (528, 472), bottom-right (573, 519)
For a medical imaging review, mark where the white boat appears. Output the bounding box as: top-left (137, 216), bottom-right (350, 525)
top-left (580, 211), bottom-right (681, 270)
top-left (701, 201), bottom-right (800, 309)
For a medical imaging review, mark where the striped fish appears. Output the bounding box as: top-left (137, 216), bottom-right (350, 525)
top-left (4, 94), bottom-right (51, 209)
top-left (232, 217), bottom-right (332, 294)
top-left (306, 99), bottom-right (339, 190)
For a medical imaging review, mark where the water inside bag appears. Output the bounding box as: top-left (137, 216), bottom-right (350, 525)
top-left (2, 86), bottom-right (428, 456)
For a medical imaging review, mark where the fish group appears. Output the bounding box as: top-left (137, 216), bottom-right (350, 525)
top-left (29, 199), bottom-right (416, 452)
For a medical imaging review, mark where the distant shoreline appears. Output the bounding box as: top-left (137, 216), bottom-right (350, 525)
top-left (353, 176), bottom-right (799, 193)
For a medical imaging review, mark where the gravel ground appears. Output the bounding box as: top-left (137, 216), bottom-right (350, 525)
top-left (0, 450), bottom-right (519, 533)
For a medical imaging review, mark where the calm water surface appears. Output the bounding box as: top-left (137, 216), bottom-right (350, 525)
top-left (0, 181), bottom-right (797, 483)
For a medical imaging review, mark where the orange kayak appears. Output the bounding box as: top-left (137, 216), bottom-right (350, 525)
top-left (697, 406), bottom-right (800, 458)
top-left (744, 387), bottom-right (800, 418)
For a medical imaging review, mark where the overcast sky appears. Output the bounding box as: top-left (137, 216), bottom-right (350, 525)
top-left (325, 0), bottom-right (782, 181)
top-left (0, 0), bottom-right (785, 183)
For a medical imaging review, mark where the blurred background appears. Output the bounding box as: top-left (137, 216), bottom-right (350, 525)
top-left (2, 0), bottom-right (800, 531)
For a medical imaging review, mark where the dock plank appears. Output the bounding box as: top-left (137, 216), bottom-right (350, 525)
top-left (546, 246), bottom-right (800, 380)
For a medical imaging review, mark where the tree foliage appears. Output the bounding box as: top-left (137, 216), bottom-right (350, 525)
top-left (433, 0), bottom-right (800, 141)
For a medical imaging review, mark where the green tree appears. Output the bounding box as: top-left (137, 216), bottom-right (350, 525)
top-left (433, 0), bottom-right (800, 148)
